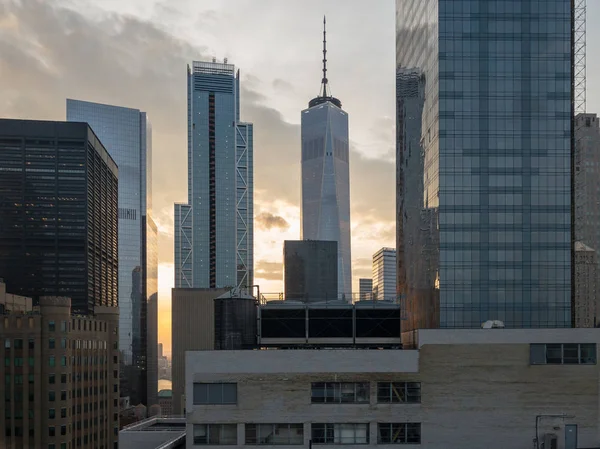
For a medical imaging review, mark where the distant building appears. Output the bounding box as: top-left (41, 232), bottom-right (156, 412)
top-left (575, 242), bottom-right (599, 328)
top-left (359, 278), bottom-right (373, 301)
top-left (175, 60), bottom-right (254, 290)
top-left (0, 119), bottom-right (118, 315)
top-left (284, 240), bottom-right (338, 302)
top-left (158, 390), bottom-right (174, 416)
top-left (0, 283), bottom-right (120, 449)
top-left (301, 18), bottom-right (352, 297)
top-left (372, 248), bottom-right (397, 301)
top-left (67, 99), bottom-right (158, 407)
top-left (186, 328), bottom-right (599, 449)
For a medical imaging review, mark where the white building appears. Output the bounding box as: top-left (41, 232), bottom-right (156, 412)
top-left (372, 248), bottom-right (396, 301)
top-left (186, 329), bottom-right (598, 449)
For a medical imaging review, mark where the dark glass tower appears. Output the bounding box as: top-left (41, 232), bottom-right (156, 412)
top-left (396, 0), bottom-right (573, 332)
top-left (67, 99), bottom-right (157, 407)
top-left (0, 119), bottom-right (119, 315)
top-left (301, 17), bottom-right (352, 298)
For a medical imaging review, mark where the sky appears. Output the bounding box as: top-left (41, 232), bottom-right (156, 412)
top-left (2, 0), bottom-right (600, 355)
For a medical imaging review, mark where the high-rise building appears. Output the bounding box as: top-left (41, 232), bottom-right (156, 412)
top-left (66, 99), bottom-right (158, 407)
top-left (284, 240), bottom-right (338, 302)
top-left (574, 242), bottom-right (598, 328)
top-left (301, 18), bottom-right (352, 298)
top-left (372, 248), bottom-right (396, 301)
top-left (396, 0), bottom-right (573, 333)
top-left (175, 60), bottom-right (254, 290)
top-left (0, 285), bottom-right (120, 449)
top-left (359, 278), bottom-right (373, 301)
top-left (0, 119), bottom-right (119, 315)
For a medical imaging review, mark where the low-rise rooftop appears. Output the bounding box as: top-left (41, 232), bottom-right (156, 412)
top-left (119, 416), bottom-right (185, 449)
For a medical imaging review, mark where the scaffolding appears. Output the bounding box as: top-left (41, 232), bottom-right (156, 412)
top-left (574, 0), bottom-right (586, 115)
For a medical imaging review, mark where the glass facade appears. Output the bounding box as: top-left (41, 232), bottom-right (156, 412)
top-left (0, 119), bottom-right (118, 314)
top-left (301, 101), bottom-right (352, 297)
top-left (66, 100), bottom-right (156, 406)
top-left (396, 0), bottom-right (573, 329)
top-left (175, 61), bottom-right (253, 290)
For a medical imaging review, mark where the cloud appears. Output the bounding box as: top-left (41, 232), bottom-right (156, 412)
top-left (256, 212), bottom-right (290, 231)
top-left (255, 260), bottom-right (283, 281)
top-left (273, 78), bottom-right (294, 92)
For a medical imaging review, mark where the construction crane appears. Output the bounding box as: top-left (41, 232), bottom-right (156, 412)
top-left (575, 0), bottom-right (586, 115)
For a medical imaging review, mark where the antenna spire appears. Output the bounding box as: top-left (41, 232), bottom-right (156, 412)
top-left (321, 15), bottom-right (328, 98)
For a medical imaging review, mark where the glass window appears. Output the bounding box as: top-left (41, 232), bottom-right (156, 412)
top-left (28, 338), bottom-right (34, 350)
top-left (61, 408), bottom-right (67, 418)
top-left (61, 356), bottom-right (67, 367)
top-left (49, 356), bottom-right (55, 367)
top-left (530, 344), bottom-right (597, 365)
top-left (61, 391), bottom-right (67, 401)
top-left (61, 338), bottom-right (67, 349)
top-left (49, 426), bottom-right (55, 437)
top-left (60, 321), bottom-right (67, 332)
top-left (49, 409), bottom-right (55, 419)
top-left (49, 391), bottom-right (55, 402)
top-left (377, 423), bottom-right (421, 444)
top-left (377, 382), bottom-right (421, 403)
top-left (193, 383), bottom-right (237, 405)
top-left (245, 424), bottom-right (304, 445)
top-left (193, 424), bottom-right (237, 445)
top-left (4, 339), bottom-right (10, 349)
top-left (49, 339), bottom-right (55, 349)
top-left (49, 374), bottom-right (55, 384)
top-left (49, 321), bottom-right (55, 332)
top-left (311, 423), bottom-right (369, 444)
top-left (14, 339), bottom-right (23, 349)
top-left (311, 383), bottom-right (369, 404)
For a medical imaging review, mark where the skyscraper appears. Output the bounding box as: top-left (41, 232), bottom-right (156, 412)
top-left (0, 119), bottom-right (119, 314)
top-left (301, 18), bottom-right (352, 298)
top-left (66, 99), bottom-right (157, 406)
top-left (359, 278), bottom-right (373, 301)
top-left (175, 60), bottom-right (254, 290)
top-left (396, 0), bottom-right (573, 332)
top-left (372, 248), bottom-right (396, 301)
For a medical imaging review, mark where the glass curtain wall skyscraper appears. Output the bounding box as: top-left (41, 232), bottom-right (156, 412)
top-left (396, 0), bottom-right (573, 332)
top-left (67, 99), bottom-right (158, 407)
top-left (301, 18), bottom-right (352, 298)
top-left (175, 60), bottom-right (254, 290)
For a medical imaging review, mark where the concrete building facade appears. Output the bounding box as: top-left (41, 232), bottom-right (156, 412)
top-left (284, 240), bottom-right (338, 302)
top-left (0, 287), bottom-right (120, 449)
top-left (574, 242), bottom-right (599, 328)
top-left (186, 329), bottom-right (598, 449)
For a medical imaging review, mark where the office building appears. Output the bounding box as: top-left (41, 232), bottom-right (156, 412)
top-left (171, 288), bottom-right (230, 415)
top-left (158, 390), bottom-right (174, 416)
top-left (359, 278), bottom-right (373, 301)
top-left (0, 283), bottom-right (120, 449)
top-left (284, 240), bottom-right (338, 302)
top-left (301, 18), bottom-right (352, 297)
top-left (67, 99), bottom-right (158, 408)
top-left (175, 60), bottom-right (254, 290)
top-left (186, 328), bottom-right (597, 449)
top-left (372, 248), bottom-right (396, 301)
top-left (0, 119), bottom-right (118, 315)
top-left (396, 0), bottom-right (573, 333)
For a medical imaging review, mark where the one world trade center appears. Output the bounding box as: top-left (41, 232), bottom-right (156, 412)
top-left (301, 17), bottom-right (352, 298)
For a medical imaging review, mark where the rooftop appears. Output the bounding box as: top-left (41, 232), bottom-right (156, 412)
top-left (119, 417), bottom-right (185, 449)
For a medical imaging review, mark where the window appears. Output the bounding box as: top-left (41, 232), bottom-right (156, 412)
top-left (311, 383), bottom-right (369, 404)
top-left (49, 374), bottom-right (55, 384)
top-left (49, 339), bottom-right (55, 349)
top-left (49, 445), bottom-right (55, 449)
top-left (14, 339), bottom-right (23, 349)
top-left (49, 356), bottom-right (55, 367)
top-left (193, 383), bottom-right (237, 405)
top-left (311, 423), bottom-right (369, 444)
top-left (14, 375), bottom-right (23, 385)
top-left (49, 409), bottom-right (55, 419)
top-left (49, 321), bottom-right (55, 332)
top-left (377, 423), bottom-right (421, 444)
top-left (49, 426), bottom-right (55, 437)
top-left (377, 382), bottom-right (421, 403)
top-left (61, 338), bottom-right (67, 349)
top-left (14, 357), bottom-right (23, 367)
top-left (60, 321), bottom-right (67, 332)
top-left (61, 391), bottom-right (67, 401)
top-left (61, 374), bottom-right (67, 384)
top-left (49, 391), bottom-right (55, 402)
top-left (61, 356), bottom-right (67, 367)
top-left (193, 424), bottom-right (237, 445)
top-left (61, 408), bottom-right (67, 418)
top-left (61, 425), bottom-right (66, 435)
top-left (28, 357), bottom-right (34, 367)
top-left (28, 338), bottom-right (34, 350)
top-left (245, 424), bottom-right (304, 445)
top-left (530, 344), bottom-right (597, 365)
top-left (4, 339), bottom-right (10, 349)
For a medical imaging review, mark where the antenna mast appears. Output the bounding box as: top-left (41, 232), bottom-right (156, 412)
top-left (321, 16), bottom-right (328, 98)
